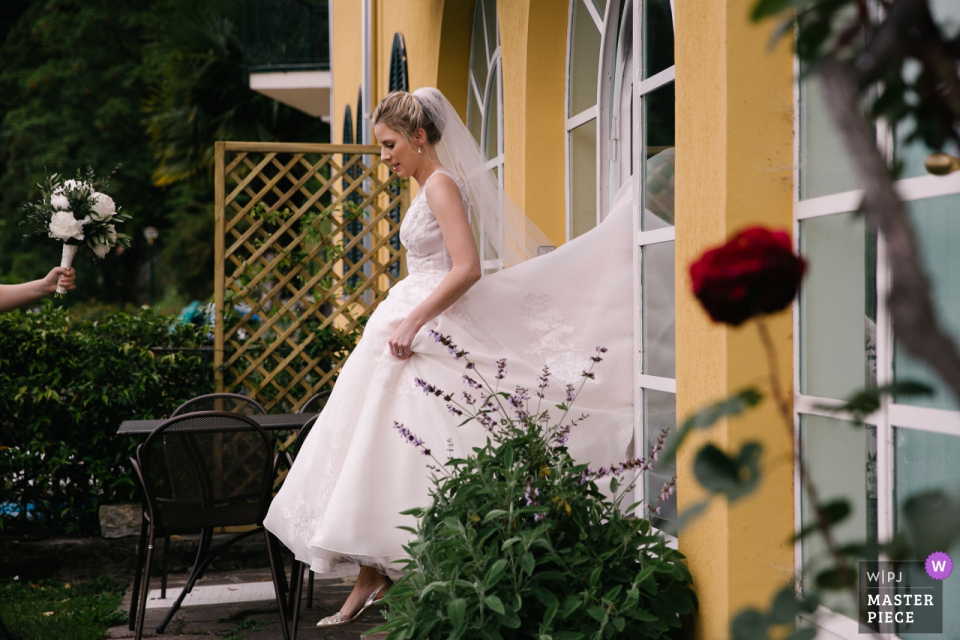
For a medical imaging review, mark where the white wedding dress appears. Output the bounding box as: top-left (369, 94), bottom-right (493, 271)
top-left (263, 170), bottom-right (638, 575)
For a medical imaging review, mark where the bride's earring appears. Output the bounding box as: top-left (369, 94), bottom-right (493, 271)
top-left (418, 145), bottom-right (422, 155)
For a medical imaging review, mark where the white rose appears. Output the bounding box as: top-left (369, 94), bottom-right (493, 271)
top-left (48, 210), bottom-right (85, 242)
top-left (50, 194), bottom-right (70, 210)
top-left (90, 192), bottom-right (116, 221)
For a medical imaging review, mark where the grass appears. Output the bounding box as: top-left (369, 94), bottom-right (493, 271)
top-left (0, 576), bottom-right (126, 640)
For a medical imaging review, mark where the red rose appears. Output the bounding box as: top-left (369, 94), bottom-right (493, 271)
top-left (690, 227), bottom-right (806, 326)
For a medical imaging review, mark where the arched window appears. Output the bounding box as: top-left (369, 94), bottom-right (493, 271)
top-left (567, 0), bottom-right (676, 527)
top-left (466, 0), bottom-right (503, 270)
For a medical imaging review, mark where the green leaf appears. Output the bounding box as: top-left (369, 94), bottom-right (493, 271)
top-left (556, 632), bottom-right (586, 640)
top-left (483, 559), bottom-right (509, 589)
top-left (768, 587), bottom-right (802, 624)
top-left (815, 381), bottom-right (933, 425)
top-left (731, 608), bottom-right (768, 640)
top-left (444, 517), bottom-right (462, 531)
top-left (633, 609), bottom-right (658, 622)
top-left (751, 0), bottom-right (800, 21)
top-left (448, 598), bottom-right (466, 629)
top-left (586, 605), bottom-right (606, 622)
top-left (483, 509), bottom-right (508, 524)
top-left (484, 595), bottom-right (505, 615)
top-left (560, 595), bottom-right (581, 620)
top-left (520, 551), bottom-right (535, 576)
top-left (792, 499), bottom-right (851, 541)
top-left (609, 477), bottom-right (619, 493)
top-left (661, 388), bottom-right (763, 466)
top-left (902, 490), bottom-right (960, 558)
top-left (816, 567), bottom-right (856, 590)
top-left (497, 607), bottom-right (521, 629)
top-left (693, 442), bottom-right (762, 502)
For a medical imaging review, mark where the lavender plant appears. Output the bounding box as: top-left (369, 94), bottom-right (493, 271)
top-left (371, 332), bottom-right (695, 640)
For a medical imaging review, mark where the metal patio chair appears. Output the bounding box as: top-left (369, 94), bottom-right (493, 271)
top-left (279, 412), bottom-right (321, 639)
top-left (296, 390), bottom-right (331, 416)
top-left (139, 393), bottom-right (267, 604)
top-left (171, 392), bottom-right (267, 417)
top-left (287, 389), bottom-right (331, 616)
top-left (128, 411), bottom-right (291, 640)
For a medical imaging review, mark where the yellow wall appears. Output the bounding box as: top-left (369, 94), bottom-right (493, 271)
top-left (674, 0), bottom-right (796, 637)
top-left (331, 0), bottom-right (362, 145)
top-left (499, 0), bottom-right (568, 248)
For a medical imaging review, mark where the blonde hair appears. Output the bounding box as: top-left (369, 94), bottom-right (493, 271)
top-left (372, 91), bottom-right (442, 144)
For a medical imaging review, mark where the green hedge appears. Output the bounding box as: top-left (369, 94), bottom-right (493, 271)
top-left (0, 304), bottom-right (214, 536)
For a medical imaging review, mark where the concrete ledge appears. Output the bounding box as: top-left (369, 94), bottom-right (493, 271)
top-left (0, 532), bottom-right (291, 583)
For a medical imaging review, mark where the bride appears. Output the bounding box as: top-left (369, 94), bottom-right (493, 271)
top-left (263, 87), bottom-right (637, 627)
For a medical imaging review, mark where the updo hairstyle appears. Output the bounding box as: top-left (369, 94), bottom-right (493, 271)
top-left (372, 91), bottom-right (442, 145)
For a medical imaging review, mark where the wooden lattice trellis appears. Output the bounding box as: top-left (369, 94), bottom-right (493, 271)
top-left (214, 142), bottom-right (409, 413)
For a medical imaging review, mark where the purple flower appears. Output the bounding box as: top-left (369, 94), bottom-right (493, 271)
top-left (461, 392), bottom-right (476, 405)
top-left (447, 404), bottom-right (463, 416)
top-left (393, 421), bottom-right (431, 456)
top-left (495, 358), bottom-right (507, 380)
top-left (462, 375), bottom-right (481, 389)
top-left (564, 384), bottom-right (575, 404)
top-left (524, 483), bottom-right (540, 507)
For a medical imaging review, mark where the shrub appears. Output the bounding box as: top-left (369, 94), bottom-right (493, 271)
top-left (374, 334), bottom-right (695, 640)
top-left (0, 303), bottom-right (213, 536)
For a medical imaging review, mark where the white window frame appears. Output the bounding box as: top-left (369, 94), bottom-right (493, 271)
top-left (568, 0), bottom-right (677, 539)
top-left (467, 0), bottom-right (505, 272)
top-left (792, 46), bottom-right (960, 640)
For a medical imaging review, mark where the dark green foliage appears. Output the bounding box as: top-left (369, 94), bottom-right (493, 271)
top-left (0, 0), bottom-right (160, 302)
top-left (0, 0), bottom-right (330, 304)
top-left (0, 575), bottom-right (126, 640)
top-left (0, 303), bottom-right (213, 535)
top-left (373, 341), bottom-right (694, 639)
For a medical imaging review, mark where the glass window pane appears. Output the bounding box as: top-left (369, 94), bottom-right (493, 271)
top-left (467, 84), bottom-right (483, 148)
top-left (895, 0), bottom-right (960, 179)
top-left (799, 72), bottom-right (859, 199)
top-left (484, 67), bottom-right (500, 161)
top-left (591, 0), bottom-right (607, 16)
top-left (894, 427), bottom-right (960, 638)
top-left (569, 0), bottom-right (601, 116)
top-left (643, 0), bottom-right (674, 79)
top-left (894, 194), bottom-right (960, 411)
top-left (570, 118), bottom-right (597, 238)
top-left (800, 212), bottom-right (877, 399)
top-left (800, 415), bottom-right (877, 615)
top-left (644, 389), bottom-right (676, 528)
top-left (642, 241), bottom-right (675, 378)
top-left (470, 2), bottom-right (488, 95)
top-left (484, 0), bottom-right (498, 55)
top-left (642, 82), bottom-right (675, 230)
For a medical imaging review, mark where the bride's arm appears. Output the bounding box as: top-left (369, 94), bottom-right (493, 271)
top-left (387, 174), bottom-right (481, 359)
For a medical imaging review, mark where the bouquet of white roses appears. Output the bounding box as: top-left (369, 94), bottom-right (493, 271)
top-left (22, 168), bottom-right (132, 296)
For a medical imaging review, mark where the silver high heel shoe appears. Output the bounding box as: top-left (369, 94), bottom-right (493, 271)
top-left (316, 579), bottom-right (391, 628)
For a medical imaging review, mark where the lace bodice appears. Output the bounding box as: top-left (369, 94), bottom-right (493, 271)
top-left (399, 169), bottom-right (471, 276)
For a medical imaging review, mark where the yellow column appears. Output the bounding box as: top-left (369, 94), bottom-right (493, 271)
top-left (674, 1), bottom-right (796, 638)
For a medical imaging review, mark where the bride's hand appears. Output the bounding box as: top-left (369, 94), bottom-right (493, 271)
top-left (388, 318), bottom-right (422, 359)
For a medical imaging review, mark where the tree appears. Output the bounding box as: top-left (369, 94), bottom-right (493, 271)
top-left (0, 0), bottom-right (160, 303)
top-left (142, 0), bottom-right (330, 301)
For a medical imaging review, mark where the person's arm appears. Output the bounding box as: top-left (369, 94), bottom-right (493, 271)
top-left (0, 267), bottom-right (75, 312)
top-left (388, 174), bottom-right (482, 359)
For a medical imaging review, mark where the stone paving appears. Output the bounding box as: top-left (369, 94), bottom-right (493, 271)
top-left (108, 567), bottom-right (388, 640)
